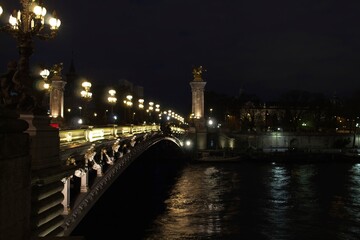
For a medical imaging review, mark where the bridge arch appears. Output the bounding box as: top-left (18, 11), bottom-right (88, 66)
top-left (62, 133), bottom-right (188, 236)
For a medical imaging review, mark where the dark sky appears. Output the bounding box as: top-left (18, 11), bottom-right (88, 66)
top-left (2, 0), bottom-right (360, 115)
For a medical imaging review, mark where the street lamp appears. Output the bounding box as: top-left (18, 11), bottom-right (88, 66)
top-left (0, 1), bottom-right (61, 112)
top-left (107, 89), bottom-right (117, 121)
top-left (79, 81), bottom-right (91, 125)
top-left (123, 94), bottom-right (133, 123)
top-left (40, 68), bottom-right (50, 90)
top-left (155, 104), bottom-right (161, 122)
top-left (80, 81), bottom-right (92, 100)
top-left (137, 98), bottom-right (144, 124)
top-left (155, 104), bottom-right (160, 112)
top-left (39, 68), bottom-right (50, 113)
top-left (108, 89), bottom-right (117, 105)
top-left (146, 101), bottom-right (154, 123)
top-left (138, 98), bottom-right (144, 109)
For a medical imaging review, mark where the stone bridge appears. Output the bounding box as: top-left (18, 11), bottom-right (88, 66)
top-left (60, 129), bottom-right (186, 236)
top-left (0, 112), bottom-right (188, 239)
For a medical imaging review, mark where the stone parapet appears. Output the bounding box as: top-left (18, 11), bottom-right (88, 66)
top-left (21, 114), bottom-right (60, 171)
top-left (0, 108), bottom-right (31, 240)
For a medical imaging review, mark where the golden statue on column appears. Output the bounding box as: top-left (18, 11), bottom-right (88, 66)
top-left (192, 65), bottom-right (206, 81)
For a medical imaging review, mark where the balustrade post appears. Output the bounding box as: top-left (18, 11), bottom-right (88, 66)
top-left (61, 177), bottom-right (71, 215)
top-left (80, 172), bottom-right (89, 193)
top-left (96, 167), bottom-right (103, 177)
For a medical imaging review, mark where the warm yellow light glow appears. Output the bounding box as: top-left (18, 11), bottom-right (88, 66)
top-left (108, 89), bottom-right (116, 96)
top-left (81, 90), bottom-right (92, 98)
top-left (33, 5), bottom-right (44, 17)
top-left (108, 89), bottom-right (117, 103)
top-left (0, 6), bottom-right (3, 16)
top-left (40, 69), bottom-right (50, 79)
top-left (138, 99), bottom-right (144, 109)
top-left (9, 14), bottom-right (17, 27)
top-left (108, 96), bottom-right (117, 103)
top-left (43, 82), bottom-right (50, 89)
top-left (48, 18), bottom-right (59, 29)
top-left (49, 11), bottom-right (61, 30)
top-left (81, 81), bottom-right (92, 99)
top-left (126, 95), bottom-right (133, 101)
top-left (82, 81), bottom-right (91, 88)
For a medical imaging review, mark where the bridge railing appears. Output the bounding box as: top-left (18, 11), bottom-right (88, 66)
top-left (61, 131), bottom-right (187, 236)
top-left (59, 124), bottom-right (162, 145)
top-left (59, 124), bottom-right (186, 146)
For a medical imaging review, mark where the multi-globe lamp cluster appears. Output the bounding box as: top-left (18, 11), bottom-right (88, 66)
top-left (0, 0), bottom-right (61, 112)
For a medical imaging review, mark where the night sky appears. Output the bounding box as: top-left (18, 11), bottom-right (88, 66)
top-left (1, 0), bottom-right (360, 115)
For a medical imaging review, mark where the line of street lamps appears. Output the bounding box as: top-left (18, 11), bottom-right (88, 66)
top-left (1, 1), bottom-right (186, 128)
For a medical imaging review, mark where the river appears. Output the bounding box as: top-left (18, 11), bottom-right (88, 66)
top-left (71, 151), bottom-right (360, 240)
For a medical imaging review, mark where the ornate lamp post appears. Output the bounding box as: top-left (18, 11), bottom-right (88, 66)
top-left (40, 68), bottom-right (50, 90)
top-left (146, 101), bottom-right (154, 123)
top-left (39, 67), bottom-right (50, 113)
top-left (80, 81), bottom-right (92, 100)
top-left (155, 103), bottom-right (161, 123)
top-left (137, 98), bottom-right (144, 124)
top-left (0, 1), bottom-right (61, 112)
top-left (123, 94), bottom-right (133, 124)
top-left (107, 89), bottom-right (117, 122)
top-left (79, 81), bottom-right (92, 125)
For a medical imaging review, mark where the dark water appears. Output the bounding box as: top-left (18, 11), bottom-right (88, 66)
top-left (71, 153), bottom-right (360, 240)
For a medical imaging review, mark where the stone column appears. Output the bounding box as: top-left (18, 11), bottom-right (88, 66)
top-left (49, 74), bottom-right (66, 125)
top-left (189, 81), bottom-right (206, 119)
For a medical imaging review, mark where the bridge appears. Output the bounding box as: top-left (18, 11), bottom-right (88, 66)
top-left (0, 1), bottom-right (208, 238)
top-left (59, 124), bottom-right (187, 236)
top-left (25, 121), bottom-right (189, 238)
top-left (0, 56), bottom-right (209, 239)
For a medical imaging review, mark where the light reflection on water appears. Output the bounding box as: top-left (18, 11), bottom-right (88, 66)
top-left (72, 160), bottom-right (360, 240)
top-left (144, 162), bottom-right (360, 240)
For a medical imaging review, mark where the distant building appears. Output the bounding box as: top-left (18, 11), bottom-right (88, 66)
top-left (117, 78), bottom-right (144, 100)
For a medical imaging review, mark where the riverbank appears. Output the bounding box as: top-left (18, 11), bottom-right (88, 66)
top-left (192, 148), bottom-right (360, 163)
